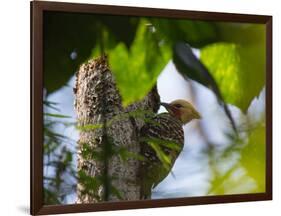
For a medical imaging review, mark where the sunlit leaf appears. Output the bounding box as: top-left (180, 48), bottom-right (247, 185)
top-left (141, 137), bottom-right (181, 152)
top-left (109, 19), bottom-right (172, 106)
top-left (240, 123), bottom-right (266, 192)
top-left (76, 123), bottom-right (103, 132)
top-left (208, 151), bottom-right (258, 195)
top-left (147, 140), bottom-right (171, 171)
top-left (200, 24), bottom-right (265, 112)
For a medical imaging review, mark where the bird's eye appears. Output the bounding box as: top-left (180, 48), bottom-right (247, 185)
top-left (174, 104), bottom-right (182, 108)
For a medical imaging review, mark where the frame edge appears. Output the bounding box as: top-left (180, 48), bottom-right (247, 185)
top-left (30, 1), bottom-right (273, 215)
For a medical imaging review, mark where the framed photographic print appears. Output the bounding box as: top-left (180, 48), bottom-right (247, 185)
top-left (31, 0), bottom-right (272, 215)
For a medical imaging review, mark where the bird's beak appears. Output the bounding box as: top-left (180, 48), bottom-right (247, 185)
top-left (193, 109), bottom-right (201, 119)
top-left (160, 102), bottom-right (171, 111)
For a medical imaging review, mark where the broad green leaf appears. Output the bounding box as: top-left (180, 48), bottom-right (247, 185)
top-left (201, 44), bottom-right (264, 112)
top-left (200, 24), bottom-right (265, 112)
top-left (200, 43), bottom-right (242, 107)
top-left (109, 19), bottom-right (172, 106)
top-left (240, 124), bottom-right (266, 192)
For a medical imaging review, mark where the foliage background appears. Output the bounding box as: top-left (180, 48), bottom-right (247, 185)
top-left (43, 11), bottom-right (266, 204)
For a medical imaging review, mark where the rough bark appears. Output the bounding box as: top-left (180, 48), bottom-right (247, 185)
top-left (74, 55), bottom-right (160, 203)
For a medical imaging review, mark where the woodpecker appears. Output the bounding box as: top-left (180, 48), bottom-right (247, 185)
top-left (140, 99), bottom-right (201, 199)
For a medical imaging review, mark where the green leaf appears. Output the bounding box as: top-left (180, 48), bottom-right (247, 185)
top-left (110, 185), bottom-right (124, 200)
top-left (76, 123), bottom-right (103, 131)
top-left (78, 170), bottom-right (102, 193)
top-left (208, 118), bottom-right (266, 195)
top-left (43, 101), bottom-right (60, 112)
top-left (64, 151), bottom-right (73, 164)
top-left (44, 113), bottom-right (71, 119)
top-left (201, 43), bottom-right (242, 106)
top-left (208, 151), bottom-right (258, 195)
top-left (44, 127), bottom-right (68, 140)
top-left (44, 12), bottom-right (98, 93)
top-left (240, 124), bottom-right (266, 192)
top-left (147, 140), bottom-right (171, 171)
top-left (80, 142), bottom-right (104, 161)
top-left (117, 147), bottom-right (146, 162)
top-left (44, 187), bottom-right (61, 204)
top-left (141, 137), bottom-right (181, 152)
top-left (109, 19), bottom-right (172, 106)
top-left (200, 24), bottom-right (265, 112)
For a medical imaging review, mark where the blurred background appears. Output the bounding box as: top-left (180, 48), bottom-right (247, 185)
top-left (43, 11), bottom-right (266, 204)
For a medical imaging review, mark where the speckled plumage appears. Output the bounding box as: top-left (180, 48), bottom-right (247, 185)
top-left (140, 112), bottom-right (184, 199)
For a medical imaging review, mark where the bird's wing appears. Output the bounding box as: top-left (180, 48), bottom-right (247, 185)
top-left (139, 113), bottom-right (184, 198)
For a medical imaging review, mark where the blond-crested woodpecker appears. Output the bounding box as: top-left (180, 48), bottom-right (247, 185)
top-left (140, 99), bottom-right (201, 199)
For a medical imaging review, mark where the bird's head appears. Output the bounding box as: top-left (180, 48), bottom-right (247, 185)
top-left (160, 99), bottom-right (201, 125)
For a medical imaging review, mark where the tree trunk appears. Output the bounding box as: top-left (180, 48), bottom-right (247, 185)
top-left (74, 55), bottom-right (160, 203)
